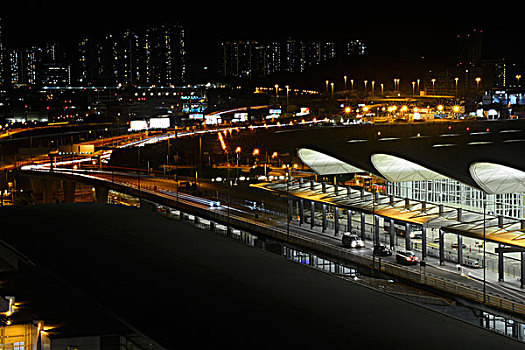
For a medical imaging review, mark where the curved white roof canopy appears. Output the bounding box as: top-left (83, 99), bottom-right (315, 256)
top-left (371, 154), bottom-right (447, 182)
top-left (470, 162), bottom-right (525, 194)
top-left (297, 148), bottom-right (365, 175)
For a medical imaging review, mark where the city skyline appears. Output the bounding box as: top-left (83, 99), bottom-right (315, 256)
top-left (3, 2), bottom-right (525, 86)
top-left (4, 2), bottom-right (524, 59)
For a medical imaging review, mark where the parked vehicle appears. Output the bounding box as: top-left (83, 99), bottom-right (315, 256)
top-left (396, 250), bottom-right (419, 265)
top-left (373, 244), bottom-right (392, 256)
top-left (342, 232), bottom-right (365, 248)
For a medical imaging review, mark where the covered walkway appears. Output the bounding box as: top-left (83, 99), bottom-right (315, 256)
top-left (252, 178), bottom-right (525, 286)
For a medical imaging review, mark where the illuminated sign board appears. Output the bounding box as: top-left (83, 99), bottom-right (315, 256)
top-left (189, 113), bottom-right (204, 119)
top-left (234, 113), bottom-right (248, 122)
top-left (129, 120), bottom-right (148, 131)
top-left (205, 115), bottom-right (221, 125)
top-left (149, 117), bottom-right (170, 129)
top-left (269, 109), bottom-right (281, 115)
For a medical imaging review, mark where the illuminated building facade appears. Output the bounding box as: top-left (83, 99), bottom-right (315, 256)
top-left (385, 179), bottom-right (524, 219)
top-left (218, 38), bottom-right (365, 80)
top-left (76, 23), bottom-right (186, 87)
top-left (0, 17), bottom-right (5, 86)
top-left (0, 323), bottom-right (50, 350)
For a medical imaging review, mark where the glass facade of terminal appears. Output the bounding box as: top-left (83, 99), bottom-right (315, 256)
top-left (385, 179), bottom-right (524, 219)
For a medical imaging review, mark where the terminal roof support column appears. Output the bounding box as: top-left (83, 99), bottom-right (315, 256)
top-left (405, 222), bottom-right (411, 250)
top-left (310, 201), bottom-right (315, 229)
top-left (322, 204), bottom-right (327, 232)
top-left (299, 198), bottom-right (304, 225)
top-left (347, 210), bottom-right (352, 234)
top-left (374, 215), bottom-right (380, 245)
top-left (288, 198), bottom-right (293, 224)
top-left (334, 206), bottom-right (339, 236)
top-left (360, 212), bottom-right (366, 241)
top-left (457, 234), bottom-right (463, 265)
top-left (439, 229), bottom-right (445, 266)
top-left (498, 244), bottom-right (504, 282)
top-left (522, 220), bottom-right (525, 289)
top-left (389, 218), bottom-right (395, 249)
top-left (422, 224), bottom-right (427, 260)
top-left (521, 251), bottom-right (525, 289)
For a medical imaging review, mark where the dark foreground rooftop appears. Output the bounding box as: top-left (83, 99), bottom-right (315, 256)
top-left (0, 203), bottom-right (523, 349)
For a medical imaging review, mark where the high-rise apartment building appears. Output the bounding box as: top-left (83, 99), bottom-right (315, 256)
top-left (1, 21), bottom-right (186, 88)
top-left (0, 17), bottom-right (5, 86)
top-left (218, 38), bottom-right (366, 80)
top-left (77, 23), bottom-right (186, 87)
top-left (344, 40), bottom-right (366, 56)
top-left (8, 46), bottom-right (38, 86)
top-left (456, 28), bottom-right (483, 92)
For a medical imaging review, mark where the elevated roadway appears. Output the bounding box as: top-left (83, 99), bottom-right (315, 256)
top-left (17, 164), bottom-right (525, 321)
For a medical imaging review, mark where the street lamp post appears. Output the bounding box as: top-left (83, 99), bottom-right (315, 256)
top-left (483, 192), bottom-right (487, 303)
top-left (137, 146), bottom-right (141, 191)
top-left (285, 165), bottom-right (293, 241)
top-left (235, 146), bottom-right (241, 179)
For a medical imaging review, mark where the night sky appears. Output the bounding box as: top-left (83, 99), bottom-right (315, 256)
top-left (3, 1), bottom-right (525, 81)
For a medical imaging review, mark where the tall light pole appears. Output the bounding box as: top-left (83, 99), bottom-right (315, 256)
top-left (483, 192), bottom-right (487, 303)
top-left (344, 75), bottom-right (347, 91)
top-left (137, 146), bottom-right (141, 191)
top-left (516, 74), bottom-right (521, 87)
top-left (431, 79), bottom-right (436, 95)
top-left (235, 146), bottom-right (241, 179)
